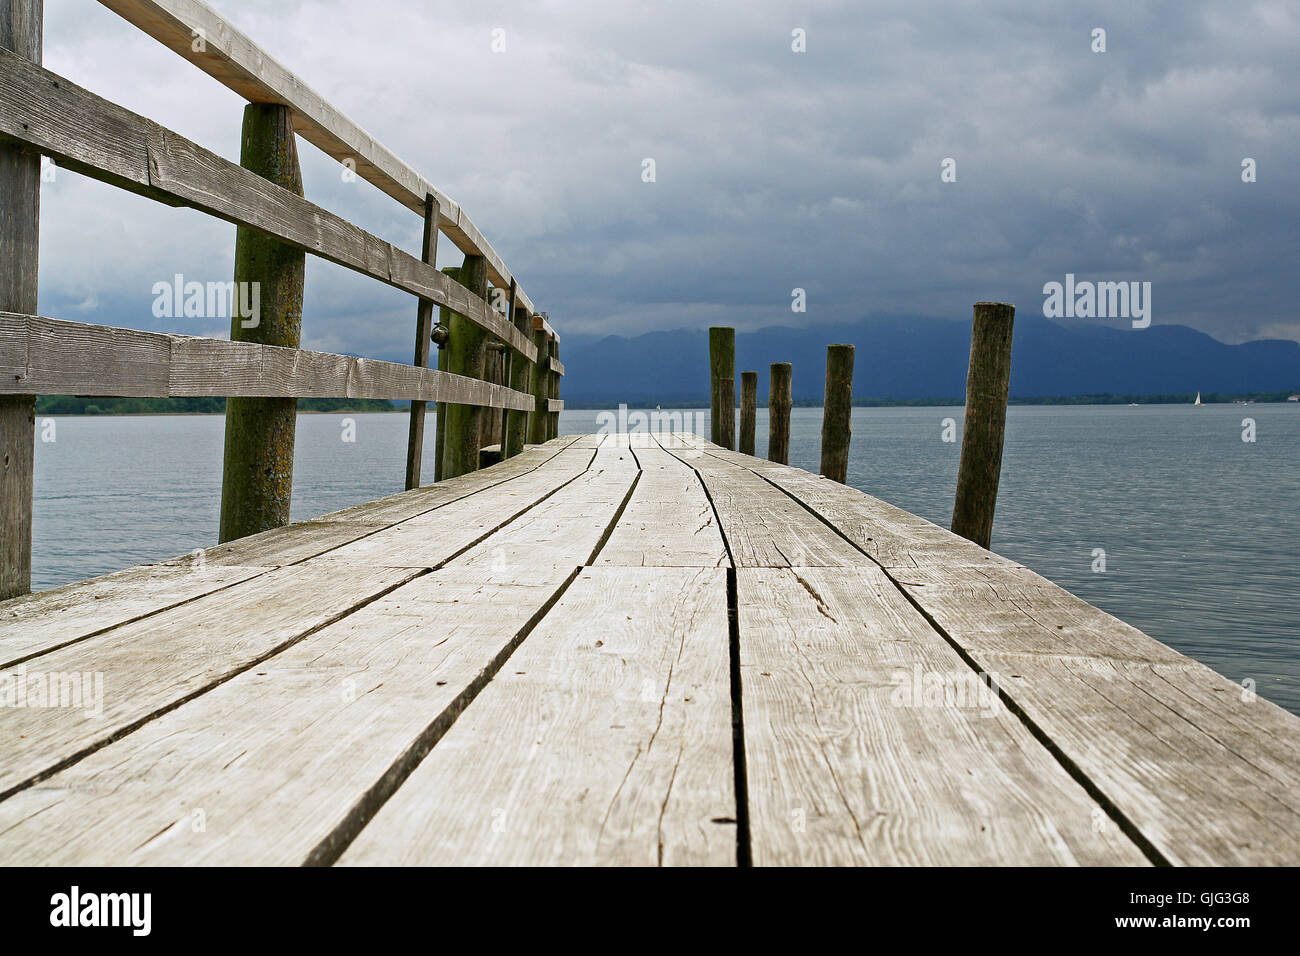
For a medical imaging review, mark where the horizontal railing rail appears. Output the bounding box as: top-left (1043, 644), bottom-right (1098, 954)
top-left (0, 313), bottom-right (536, 409)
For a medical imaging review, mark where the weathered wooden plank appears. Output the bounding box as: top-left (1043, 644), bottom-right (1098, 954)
top-left (313, 446), bottom-right (602, 568)
top-left (0, 567), bottom-right (574, 865)
top-left (0, 313), bottom-right (535, 408)
top-left (548, 356), bottom-right (565, 376)
top-left (595, 445), bottom-right (728, 568)
top-left (663, 445), bottom-right (861, 567)
top-left (307, 435), bottom-right (581, 526)
top-left (0, 51), bottom-right (536, 360)
top-left (0, 445), bottom-right (640, 865)
top-left (738, 566), bottom-right (1147, 865)
top-left (701, 438), bottom-right (1300, 865)
top-left (889, 569), bottom-right (1300, 865)
top-left (0, 564), bottom-right (417, 797)
top-left (547, 398), bottom-right (564, 413)
top-left (0, 563), bottom-right (270, 666)
top-left (340, 567), bottom-right (735, 866)
top-left (95, 0), bottom-right (537, 316)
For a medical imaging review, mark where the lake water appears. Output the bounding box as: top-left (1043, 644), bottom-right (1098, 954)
top-left (29, 404), bottom-right (1300, 714)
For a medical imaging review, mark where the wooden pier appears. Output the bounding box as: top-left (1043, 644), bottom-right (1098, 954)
top-left (3, 431), bottom-right (1299, 866)
top-left (3, 0), bottom-right (1300, 868)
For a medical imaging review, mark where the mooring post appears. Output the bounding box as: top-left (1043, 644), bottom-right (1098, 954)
top-left (548, 333), bottom-right (561, 440)
top-left (0, 0), bottom-right (42, 600)
top-left (502, 283), bottom-right (530, 459)
top-left (404, 193), bottom-right (439, 489)
top-left (739, 370), bottom-right (757, 456)
top-left (951, 302), bottom-right (1016, 549)
top-left (218, 103), bottom-right (306, 543)
top-left (768, 362), bottom-right (792, 466)
top-left (527, 321), bottom-right (550, 445)
top-left (440, 254), bottom-right (489, 480)
top-left (709, 326), bottom-right (735, 449)
top-left (819, 344), bottom-right (854, 483)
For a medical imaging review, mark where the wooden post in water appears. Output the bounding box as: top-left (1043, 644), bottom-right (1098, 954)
top-left (709, 327), bottom-right (735, 449)
top-left (440, 254), bottom-right (488, 480)
top-left (768, 362), bottom-right (792, 465)
top-left (0, 0), bottom-right (41, 600)
top-left (404, 193), bottom-right (439, 489)
top-left (951, 302), bottom-right (1016, 549)
top-left (218, 103), bottom-right (306, 543)
top-left (527, 321), bottom-right (551, 445)
top-left (739, 370), bottom-right (757, 456)
top-left (819, 345), bottom-right (854, 483)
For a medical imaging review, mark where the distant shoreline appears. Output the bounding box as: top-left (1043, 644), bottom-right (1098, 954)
top-left (33, 391), bottom-right (1298, 416)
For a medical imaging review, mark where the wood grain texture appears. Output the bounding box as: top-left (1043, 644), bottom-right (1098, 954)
top-left (595, 443), bottom-right (728, 568)
top-left (0, 564), bottom-right (416, 797)
top-left (0, 51), bottom-right (536, 360)
top-left (819, 344), bottom-right (854, 483)
top-left (0, 567), bottom-right (576, 865)
top-left (0, 563), bottom-right (269, 666)
top-left (662, 445), bottom-right (861, 568)
top-left (96, 0), bottom-right (537, 316)
top-left (693, 435), bottom-right (1300, 865)
top-left (340, 567), bottom-right (735, 866)
top-left (738, 566), bottom-right (1146, 865)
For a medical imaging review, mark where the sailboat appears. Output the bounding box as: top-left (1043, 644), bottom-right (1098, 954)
top-left (1194, 392), bottom-right (1203, 406)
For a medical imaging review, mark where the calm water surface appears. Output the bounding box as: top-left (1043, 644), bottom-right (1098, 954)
top-left (31, 404), bottom-right (1300, 714)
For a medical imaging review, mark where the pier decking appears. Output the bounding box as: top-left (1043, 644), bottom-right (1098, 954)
top-left (3, 433), bottom-right (1298, 866)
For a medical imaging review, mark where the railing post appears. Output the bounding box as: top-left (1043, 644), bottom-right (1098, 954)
top-left (404, 193), bottom-right (439, 489)
top-left (819, 344), bottom-right (854, 483)
top-left (433, 264), bottom-right (461, 483)
top-left (739, 370), bottom-right (757, 456)
top-left (501, 281), bottom-right (528, 459)
top-left (527, 320), bottom-right (550, 445)
top-left (548, 333), bottom-right (560, 440)
top-left (952, 302), bottom-right (1016, 549)
top-left (768, 362), bottom-right (792, 465)
top-left (218, 104), bottom-right (307, 542)
top-left (709, 326), bottom-right (735, 449)
top-left (0, 0), bottom-right (42, 600)
top-left (440, 254), bottom-right (488, 480)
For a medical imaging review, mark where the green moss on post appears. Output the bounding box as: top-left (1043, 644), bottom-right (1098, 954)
top-left (709, 327), bottom-right (735, 449)
top-left (527, 324), bottom-right (550, 445)
top-left (218, 104), bottom-right (306, 543)
top-left (440, 255), bottom-right (489, 480)
top-left (739, 370), bottom-right (757, 456)
top-left (819, 344), bottom-right (854, 483)
top-left (504, 302), bottom-right (531, 458)
top-left (768, 362), bottom-right (792, 465)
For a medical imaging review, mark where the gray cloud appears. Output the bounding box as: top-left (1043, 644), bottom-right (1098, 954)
top-left (32, 0), bottom-right (1300, 363)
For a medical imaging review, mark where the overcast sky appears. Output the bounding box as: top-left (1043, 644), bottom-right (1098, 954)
top-left (33, 0), bottom-right (1300, 363)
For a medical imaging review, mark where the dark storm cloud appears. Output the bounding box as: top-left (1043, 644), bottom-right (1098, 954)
top-left (32, 0), bottom-right (1300, 362)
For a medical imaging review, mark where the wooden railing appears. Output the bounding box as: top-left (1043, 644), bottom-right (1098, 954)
top-left (0, 0), bottom-right (563, 599)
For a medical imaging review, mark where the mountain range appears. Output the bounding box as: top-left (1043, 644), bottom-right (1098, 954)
top-left (557, 316), bottom-right (1300, 404)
